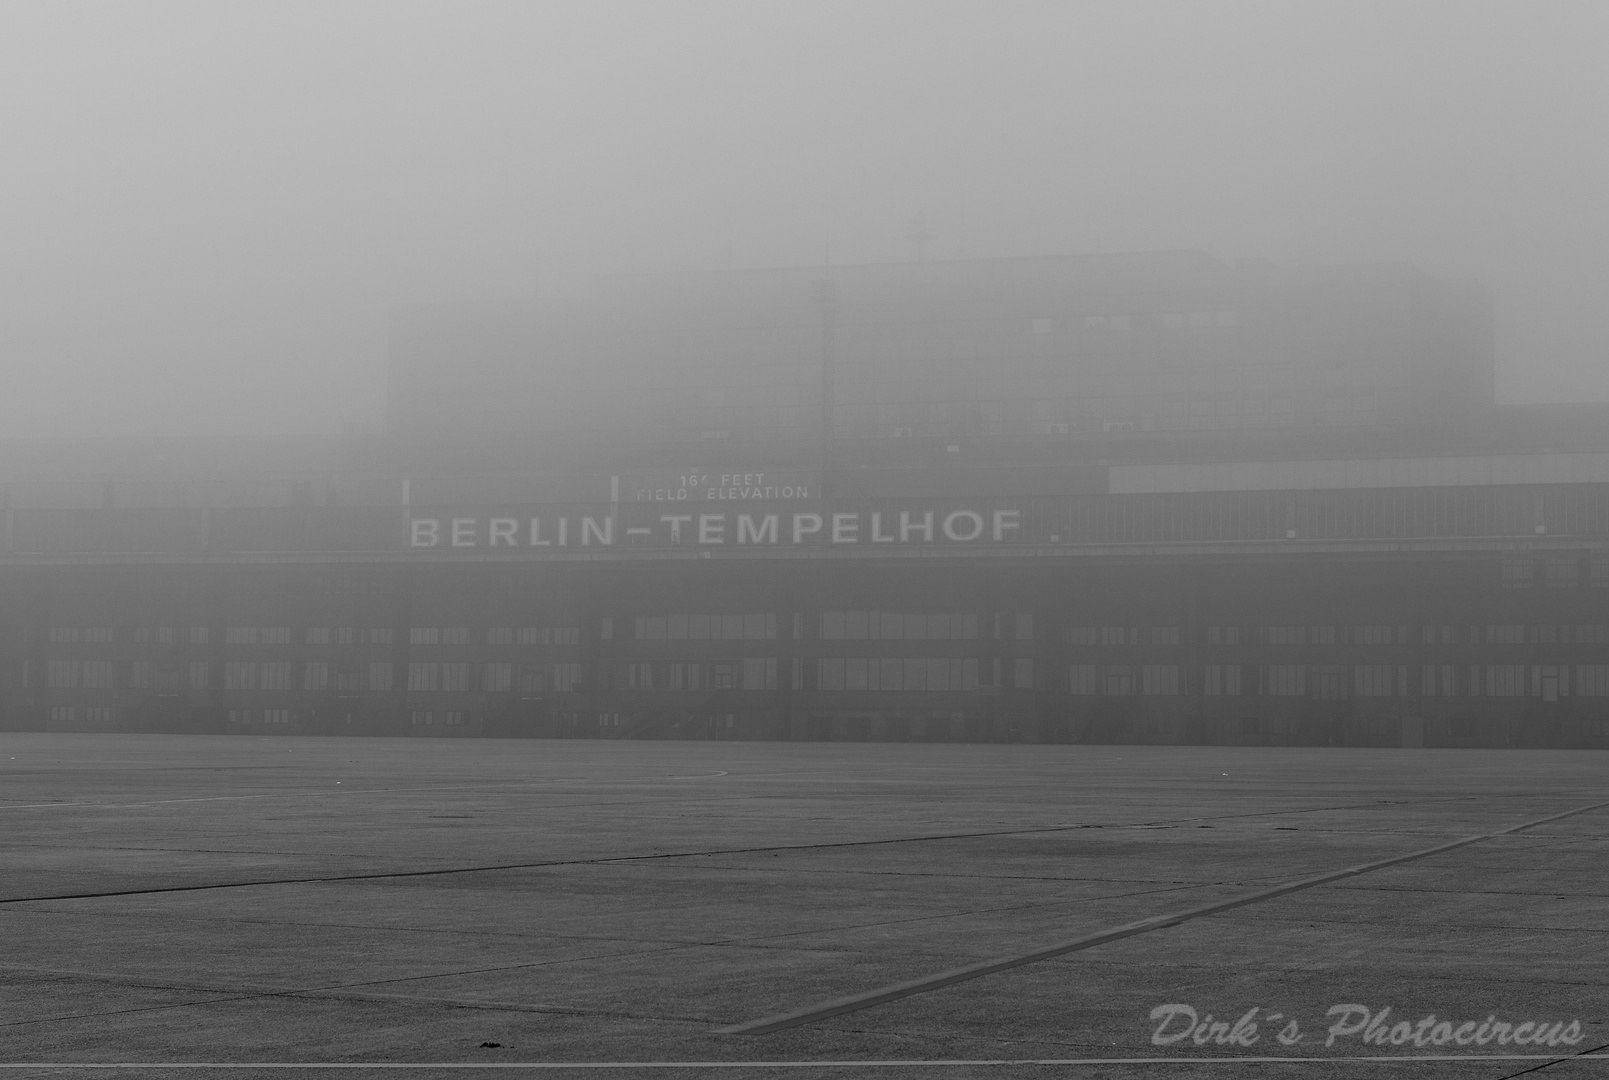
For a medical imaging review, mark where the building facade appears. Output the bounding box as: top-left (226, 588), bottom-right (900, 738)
top-left (4, 254), bottom-right (1606, 748)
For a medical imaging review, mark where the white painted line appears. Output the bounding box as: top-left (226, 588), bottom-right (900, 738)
top-left (720, 798), bottom-right (1609, 1035)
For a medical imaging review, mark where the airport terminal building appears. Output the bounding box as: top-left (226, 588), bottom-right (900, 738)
top-left (5, 252), bottom-right (1608, 748)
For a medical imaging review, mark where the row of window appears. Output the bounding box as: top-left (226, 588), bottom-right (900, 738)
top-left (410, 711), bottom-right (467, 726)
top-left (48, 628), bottom-right (116, 644)
top-left (36, 657), bottom-right (1609, 699)
top-left (402, 662), bottom-right (587, 694)
top-left (1074, 625), bottom-right (1609, 646)
top-left (1216, 714), bottom-right (1404, 738)
top-left (633, 614), bottom-right (776, 641)
top-left (228, 708), bottom-right (291, 724)
top-left (1070, 664), bottom-right (1183, 696)
top-left (1072, 626), bottom-right (1184, 646)
top-left (635, 612), bottom-right (1028, 641)
top-left (816, 657), bottom-right (1031, 692)
top-left (1059, 493), bottom-right (1609, 547)
top-left (39, 626), bottom-right (582, 647)
top-left (42, 705), bottom-right (1609, 740)
top-left (1080, 664), bottom-right (1609, 699)
top-left (1436, 664), bottom-right (1597, 698)
top-left (617, 659), bottom-right (780, 691)
top-left (1503, 559), bottom-right (1609, 587)
top-left (820, 612), bottom-right (990, 641)
top-left (48, 705), bottom-right (115, 725)
top-left (46, 660), bottom-right (119, 688)
top-left (38, 660), bottom-right (585, 693)
top-left (416, 627), bottom-right (581, 646)
top-left (39, 619), bottom-right (1609, 651)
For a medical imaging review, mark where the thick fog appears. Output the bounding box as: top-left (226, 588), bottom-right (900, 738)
top-left (2, 0), bottom-right (1606, 438)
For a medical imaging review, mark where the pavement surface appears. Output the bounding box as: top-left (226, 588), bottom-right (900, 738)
top-left (1, 734), bottom-right (1606, 1079)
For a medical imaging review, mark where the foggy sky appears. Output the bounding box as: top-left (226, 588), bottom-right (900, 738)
top-left (3, 1), bottom-right (1607, 439)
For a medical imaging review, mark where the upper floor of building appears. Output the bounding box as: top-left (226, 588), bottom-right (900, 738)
top-left (387, 251), bottom-right (1497, 454)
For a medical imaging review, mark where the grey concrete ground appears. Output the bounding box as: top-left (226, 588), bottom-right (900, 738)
top-left (1, 734), bottom-right (1606, 1079)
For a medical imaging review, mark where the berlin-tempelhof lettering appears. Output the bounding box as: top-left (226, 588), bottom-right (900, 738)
top-left (409, 508), bottom-right (1022, 548)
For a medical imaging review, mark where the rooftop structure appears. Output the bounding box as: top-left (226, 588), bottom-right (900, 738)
top-left (389, 252), bottom-right (1496, 463)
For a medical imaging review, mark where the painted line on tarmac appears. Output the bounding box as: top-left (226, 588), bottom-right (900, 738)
top-left (0, 778), bottom-right (606, 812)
top-left (0, 822), bottom-right (1104, 905)
top-left (0, 878), bottom-right (1222, 1032)
top-left (4, 794), bottom-right (1591, 908)
top-left (718, 798), bottom-right (1609, 1036)
top-left (2, 1054), bottom-right (1607, 1068)
top-left (0, 819), bottom-right (1270, 906)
